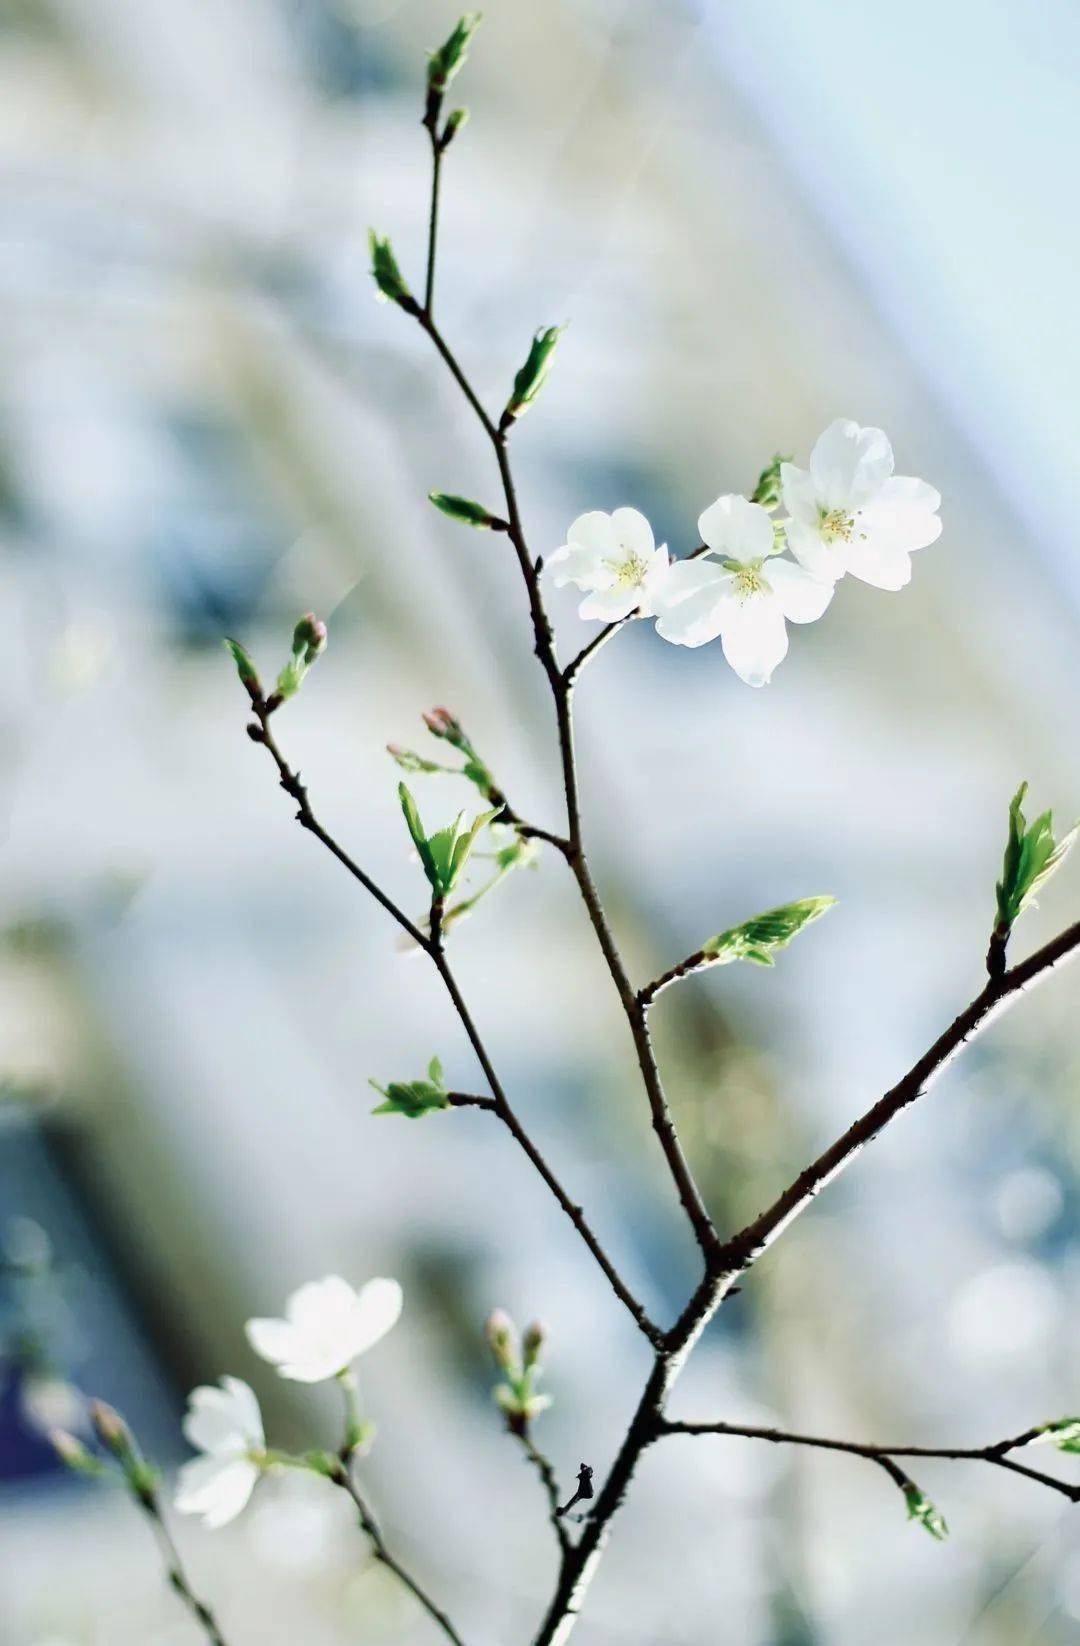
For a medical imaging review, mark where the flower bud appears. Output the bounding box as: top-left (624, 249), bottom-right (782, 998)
top-left (51, 1429), bottom-right (104, 1477)
top-left (485, 1309), bottom-right (518, 1372)
top-left (90, 1400), bottom-right (131, 1458)
top-left (293, 613), bottom-right (328, 664)
top-left (522, 1320), bottom-right (545, 1368)
top-left (422, 707), bottom-right (468, 749)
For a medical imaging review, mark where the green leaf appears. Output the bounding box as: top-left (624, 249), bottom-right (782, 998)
top-left (903, 1483), bottom-right (948, 1541)
top-left (387, 745), bottom-right (448, 775)
top-left (427, 13), bottom-right (482, 93)
top-left (369, 1060), bottom-right (450, 1120)
top-left (429, 491), bottom-right (501, 528)
top-left (503, 326), bottom-right (564, 423)
top-left (1037, 1417), bottom-right (1080, 1453)
top-left (398, 783), bottom-right (438, 886)
top-left (700, 896), bottom-right (836, 968)
top-left (447, 806), bottom-right (500, 889)
top-left (750, 452), bottom-right (792, 509)
top-left (369, 230), bottom-right (415, 310)
top-left (995, 782), bottom-right (1077, 934)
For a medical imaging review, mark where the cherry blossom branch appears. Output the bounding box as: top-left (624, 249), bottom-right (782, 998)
top-left (658, 1420), bottom-right (1080, 1503)
top-left (329, 1460), bottom-right (468, 1646)
top-left (138, 1488), bottom-right (229, 1646)
top-left (412, 138), bottom-right (720, 1266)
top-left (244, 700), bottom-right (659, 1343)
top-left (718, 918), bottom-right (1080, 1275)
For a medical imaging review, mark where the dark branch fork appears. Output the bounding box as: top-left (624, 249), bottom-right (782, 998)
top-left (239, 76), bottom-right (1080, 1646)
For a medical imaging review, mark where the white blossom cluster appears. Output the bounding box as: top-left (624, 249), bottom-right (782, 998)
top-left (548, 418), bottom-right (941, 686)
top-left (174, 1275), bottom-right (402, 1528)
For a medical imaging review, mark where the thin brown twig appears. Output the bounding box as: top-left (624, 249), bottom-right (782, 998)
top-left (138, 1493), bottom-right (229, 1646)
top-left (659, 1419), bottom-right (1080, 1504)
top-left (245, 700), bottom-right (659, 1343)
top-left (331, 1461), bottom-right (468, 1646)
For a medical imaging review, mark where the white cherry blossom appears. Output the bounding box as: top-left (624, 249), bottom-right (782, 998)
top-left (653, 494), bottom-right (832, 687)
top-left (548, 508), bottom-right (669, 621)
top-left (781, 418), bottom-right (941, 590)
top-left (246, 1274), bottom-right (402, 1384)
top-left (175, 1376), bottom-right (264, 1529)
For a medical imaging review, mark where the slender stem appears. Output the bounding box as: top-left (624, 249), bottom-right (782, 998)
top-left (412, 133), bottom-right (720, 1261)
top-left (514, 1425), bottom-right (571, 1559)
top-left (719, 920), bottom-right (1080, 1272)
top-left (333, 1461), bottom-right (468, 1646)
top-left (245, 704), bottom-right (658, 1342)
top-left (425, 139), bottom-right (442, 315)
top-left (659, 1420), bottom-right (1080, 1504)
top-left (138, 1494), bottom-right (228, 1646)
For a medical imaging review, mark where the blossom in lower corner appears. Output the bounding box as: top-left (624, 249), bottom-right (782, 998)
top-left (780, 418), bottom-right (941, 590)
top-left (653, 494), bottom-right (832, 686)
top-left (246, 1274), bottom-right (403, 1384)
top-left (547, 508), bottom-right (669, 621)
top-left (175, 1376), bottom-right (264, 1529)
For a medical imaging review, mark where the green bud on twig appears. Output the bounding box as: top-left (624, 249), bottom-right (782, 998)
top-left (501, 326), bottom-right (564, 429)
top-left (699, 896), bottom-right (836, 969)
top-left (427, 14), bottom-right (482, 95)
top-left (369, 230), bottom-right (418, 313)
top-left (428, 492), bottom-right (505, 530)
top-left (274, 612), bottom-right (328, 705)
top-left (370, 1056), bottom-right (451, 1119)
top-left (398, 783), bottom-right (499, 898)
top-left (224, 638), bottom-right (262, 701)
top-left (989, 782), bottom-right (1077, 978)
top-left (522, 1320), bottom-right (546, 1369)
top-left (903, 1482), bottom-right (948, 1540)
top-left (486, 1309), bottom-right (519, 1372)
top-left (442, 108), bottom-right (470, 148)
top-left (386, 744), bottom-right (447, 775)
top-left (750, 453), bottom-right (792, 510)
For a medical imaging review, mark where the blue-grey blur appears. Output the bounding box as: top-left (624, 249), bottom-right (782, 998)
top-left (2, 1), bottom-right (1080, 1642)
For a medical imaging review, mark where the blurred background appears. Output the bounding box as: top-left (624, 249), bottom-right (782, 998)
top-left (3, 0), bottom-right (1080, 1641)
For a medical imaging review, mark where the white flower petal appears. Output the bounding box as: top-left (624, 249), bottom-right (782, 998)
top-left (653, 560), bottom-right (733, 648)
top-left (246, 1317), bottom-right (302, 1369)
top-left (842, 538), bottom-right (913, 590)
top-left (782, 520), bottom-right (844, 584)
top-left (202, 1461), bottom-right (261, 1529)
top-left (548, 542), bottom-right (606, 591)
top-left (761, 558), bottom-right (834, 624)
top-left (578, 585), bottom-right (645, 622)
top-left (697, 494), bottom-right (774, 561)
top-left (350, 1277), bottom-right (404, 1358)
top-left (610, 507), bottom-right (654, 558)
top-left (176, 1456), bottom-right (235, 1515)
top-left (858, 501), bottom-right (943, 554)
top-left (183, 1395), bottom-right (245, 1457)
top-left (219, 1377), bottom-right (264, 1447)
top-left (810, 418), bottom-right (893, 509)
top-left (565, 511), bottom-right (618, 556)
top-left (719, 598), bottom-right (789, 687)
top-left (779, 463), bottom-right (820, 529)
top-left (876, 474), bottom-right (941, 514)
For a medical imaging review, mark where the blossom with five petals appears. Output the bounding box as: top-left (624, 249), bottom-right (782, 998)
top-left (653, 494), bottom-right (832, 687)
top-left (547, 508), bottom-right (670, 621)
top-left (780, 418), bottom-right (941, 590)
top-left (175, 1376), bottom-right (264, 1529)
top-left (246, 1274), bottom-right (403, 1384)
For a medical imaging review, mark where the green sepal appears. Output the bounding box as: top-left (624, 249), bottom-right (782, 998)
top-left (700, 896), bottom-right (836, 968)
top-left (503, 326), bottom-right (563, 423)
top-left (903, 1483), bottom-right (948, 1540)
top-left (427, 13), bottom-right (482, 93)
top-left (995, 782), bottom-right (1077, 934)
top-left (370, 1057), bottom-right (450, 1119)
